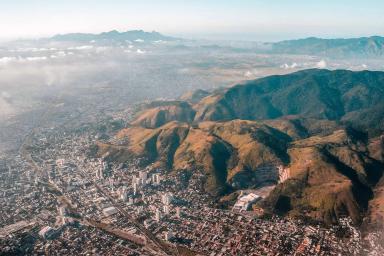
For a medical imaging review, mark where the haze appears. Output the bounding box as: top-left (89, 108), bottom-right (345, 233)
top-left (1, 0), bottom-right (383, 41)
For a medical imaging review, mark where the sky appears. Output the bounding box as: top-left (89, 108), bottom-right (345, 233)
top-left (0, 0), bottom-right (383, 42)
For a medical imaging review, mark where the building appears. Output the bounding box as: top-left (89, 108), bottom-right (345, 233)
top-left (163, 205), bottom-right (170, 215)
top-left (55, 159), bottom-right (65, 168)
top-left (118, 186), bottom-right (128, 201)
top-left (102, 206), bottom-right (118, 217)
top-left (38, 226), bottom-right (56, 239)
top-left (58, 206), bottom-right (68, 216)
top-left (233, 193), bottom-right (261, 212)
top-left (139, 171), bottom-right (147, 181)
top-left (132, 176), bottom-right (137, 187)
top-left (162, 193), bottom-right (173, 205)
top-left (175, 207), bottom-right (181, 218)
top-left (96, 167), bottom-right (103, 180)
top-left (144, 219), bottom-right (155, 229)
top-left (164, 230), bottom-right (174, 241)
top-left (152, 174), bottom-right (161, 185)
top-left (155, 209), bottom-right (161, 222)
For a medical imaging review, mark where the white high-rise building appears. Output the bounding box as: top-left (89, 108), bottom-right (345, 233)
top-left (96, 168), bottom-right (103, 179)
top-left (152, 174), bottom-right (161, 185)
top-left (164, 231), bottom-right (173, 241)
top-left (56, 159), bottom-right (65, 168)
top-left (155, 209), bottom-right (161, 222)
top-left (175, 207), bottom-right (181, 218)
top-left (58, 206), bottom-right (67, 216)
top-left (163, 205), bottom-right (170, 215)
top-left (162, 193), bottom-right (173, 205)
top-left (120, 187), bottom-right (128, 201)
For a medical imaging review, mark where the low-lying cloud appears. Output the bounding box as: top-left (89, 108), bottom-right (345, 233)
top-left (316, 60), bottom-right (327, 68)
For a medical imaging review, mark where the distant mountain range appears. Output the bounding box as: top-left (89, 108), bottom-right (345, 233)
top-left (46, 30), bottom-right (384, 58)
top-left (269, 36), bottom-right (384, 58)
top-left (50, 29), bottom-right (177, 42)
top-left (97, 69), bottom-right (384, 226)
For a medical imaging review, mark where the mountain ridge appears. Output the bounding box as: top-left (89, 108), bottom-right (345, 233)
top-left (193, 69), bottom-right (384, 136)
top-left (41, 30), bottom-right (384, 58)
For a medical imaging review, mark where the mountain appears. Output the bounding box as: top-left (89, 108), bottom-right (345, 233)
top-left (179, 89), bottom-right (210, 104)
top-left (51, 30), bottom-right (177, 42)
top-left (270, 36), bottom-right (384, 58)
top-left (193, 69), bottom-right (384, 136)
top-left (261, 127), bottom-right (382, 224)
top-left (131, 101), bottom-right (195, 129)
top-left (97, 69), bottom-right (384, 224)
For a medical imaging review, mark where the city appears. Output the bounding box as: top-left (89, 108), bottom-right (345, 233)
top-left (0, 107), bottom-right (368, 255)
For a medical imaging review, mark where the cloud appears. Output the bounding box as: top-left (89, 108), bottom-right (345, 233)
top-left (25, 56), bottom-right (48, 61)
top-left (11, 47), bottom-right (50, 52)
top-left (134, 39), bottom-right (144, 43)
top-left (0, 57), bottom-right (17, 65)
top-left (1, 56), bottom-right (49, 65)
top-left (56, 51), bottom-right (67, 57)
top-left (50, 51), bottom-right (67, 59)
top-left (177, 68), bottom-right (190, 74)
top-left (68, 45), bottom-right (93, 50)
top-left (136, 49), bottom-right (146, 54)
top-left (1, 91), bottom-right (12, 102)
top-left (244, 71), bottom-right (253, 77)
top-left (316, 60), bottom-right (327, 69)
top-left (95, 47), bottom-right (109, 53)
top-left (280, 62), bottom-right (298, 69)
